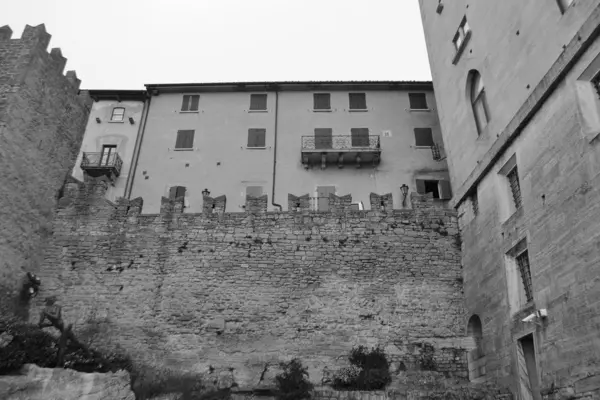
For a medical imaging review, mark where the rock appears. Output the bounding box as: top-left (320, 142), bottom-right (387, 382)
top-left (0, 331), bottom-right (14, 348)
top-left (0, 364), bottom-right (135, 400)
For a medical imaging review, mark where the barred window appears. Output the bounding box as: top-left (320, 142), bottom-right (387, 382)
top-left (516, 250), bottom-right (533, 302)
top-left (507, 167), bottom-right (522, 209)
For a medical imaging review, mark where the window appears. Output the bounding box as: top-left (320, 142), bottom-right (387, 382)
top-left (110, 107), bottom-right (125, 122)
top-left (246, 186), bottom-right (263, 198)
top-left (174, 130), bottom-right (195, 150)
top-left (249, 94), bottom-right (267, 111)
top-left (349, 93), bottom-right (367, 110)
top-left (470, 71), bottom-right (490, 134)
top-left (557, 0), bottom-right (574, 13)
top-left (416, 179), bottom-right (452, 200)
top-left (506, 239), bottom-right (535, 313)
top-left (313, 93), bottom-right (331, 110)
top-left (314, 128), bottom-right (333, 149)
top-left (316, 186), bottom-right (336, 211)
top-left (351, 128), bottom-right (369, 147)
top-left (471, 190), bottom-right (479, 216)
top-left (247, 128), bottom-right (266, 148)
top-left (452, 17), bottom-right (471, 63)
top-left (414, 128), bottom-right (434, 147)
top-left (467, 315), bottom-right (486, 381)
top-left (516, 250), bottom-right (534, 302)
top-left (100, 145), bottom-right (116, 166)
top-left (181, 95), bottom-right (199, 112)
top-left (169, 186), bottom-right (186, 199)
top-left (507, 166), bottom-right (522, 209)
top-left (408, 93), bottom-right (428, 110)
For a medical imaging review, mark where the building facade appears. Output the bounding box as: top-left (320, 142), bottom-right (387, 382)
top-left (129, 82), bottom-right (451, 213)
top-left (420, 0), bottom-right (600, 398)
top-left (72, 90), bottom-right (148, 202)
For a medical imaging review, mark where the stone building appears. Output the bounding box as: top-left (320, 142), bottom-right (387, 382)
top-left (130, 81), bottom-right (451, 213)
top-left (0, 24), bottom-right (90, 316)
top-left (419, 1), bottom-right (600, 399)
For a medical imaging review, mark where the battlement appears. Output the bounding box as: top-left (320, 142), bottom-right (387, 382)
top-left (0, 24), bottom-right (83, 92)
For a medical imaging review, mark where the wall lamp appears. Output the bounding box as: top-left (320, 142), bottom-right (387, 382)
top-left (400, 184), bottom-right (409, 207)
top-left (202, 188), bottom-right (211, 197)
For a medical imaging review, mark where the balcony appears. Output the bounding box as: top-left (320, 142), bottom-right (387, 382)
top-left (80, 152), bottom-right (123, 181)
top-left (301, 135), bottom-right (381, 169)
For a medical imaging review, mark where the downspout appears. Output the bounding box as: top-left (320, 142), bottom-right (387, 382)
top-left (124, 93), bottom-right (151, 199)
top-left (271, 89), bottom-right (283, 212)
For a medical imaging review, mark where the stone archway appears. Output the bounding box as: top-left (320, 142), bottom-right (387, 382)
top-left (467, 314), bottom-right (486, 382)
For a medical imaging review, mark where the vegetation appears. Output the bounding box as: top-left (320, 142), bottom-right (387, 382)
top-left (275, 359), bottom-right (314, 400)
top-left (332, 346), bottom-right (391, 390)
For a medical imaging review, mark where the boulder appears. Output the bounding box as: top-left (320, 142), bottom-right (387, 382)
top-left (0, 364), bottom-right (134, 400)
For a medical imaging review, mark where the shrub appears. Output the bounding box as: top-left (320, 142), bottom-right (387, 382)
top-left (332, 346), bottom-right (391, 390)
top-left (275, 359), bottom-right (314, 400)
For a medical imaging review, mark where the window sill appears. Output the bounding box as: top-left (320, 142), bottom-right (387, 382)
top-left (173, 148), bottom-right (195, 151)
top-left (248, 110), bottom-right (268, 113)
top-left (348, 109), bottom-right (368, 112)
top-left (313, 109), bottom-right (332, 112)
top-left (179, 111), bottom-right (199, 114)
top-left (409, 108), bottom-right (432, 112)
top-left (415, 145), bottom-right (434, 149)
top-left (108, 120), bottom-right (125, 123)
top-left (452, 30), bottom-right (471, 65)
top-left (246, 147), bottom-right (266, 150)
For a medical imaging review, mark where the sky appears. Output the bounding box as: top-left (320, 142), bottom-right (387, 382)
top-left (2, 0), bottom-right (432, 90)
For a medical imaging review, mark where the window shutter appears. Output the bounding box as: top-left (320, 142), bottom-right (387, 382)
top-left (416, 179), bottom-right (426, 194)
top-left (439, 180), bottom-right (453, 199)
top-left (409, 93), bottom-right (428, 110)
top-left (349, 93), bottom-right (367, 109)
top-left (314, 128), bottom-right (333, 149)
top-left (314, 94), bottom-right (331, 110)
top-left (250, 94), bottom-right (267, 110)
top-left (169, 186), bottom-right (177, 199)
top-left (247, 129), bottom-right (266, 147)
top-left (190, 95), bottom-right (199, 111)
top-left (246, 186), bottom-right (263, 197)
top-left (351, 128), bottom-right (369, 147)
top-left (181, 95), bottom-right (190, 111)
top-left (414, 128), bottom-right (434, 147)
top-left (175, 130), bottom-right (195, 149)
top-left (175, 186), bottom-right (186, 198)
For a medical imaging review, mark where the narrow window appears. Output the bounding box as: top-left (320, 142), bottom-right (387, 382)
top-left (470, 71), bottom-right (490, 134)
top-left (350, 128), bottom-right (369, 147)
top-left (557, 0), bottom-right (574, 13)
top-left (507, 166), bottom-right (522, 209)
top-left (249, 94), bottom-right (267, 111)
top-left (175, 130), bottom-right (195, 149)
top-left (181, 95), bottom-right (200, 112)
top-left (506, 239), bottom-right (535, 313)
top-left (414, 128), bottom-right (434, 147)
top-left (349, 93), bottom-right (367, 110)
top-left (247, 128), bottom-right (266, 148)
top-left (467, 315), bottom-right (486, 381)
top-left (111, 107), bottom-right (125, 122)
top-left (471, 190), bottom-right (479, 216)
top-left (314, 128), bottom-right (333, 149)
top-left (313, 93), bottom-right (331, 110)
top-left (408, 93), bottom-right (428, 110)
top-left (169, 186), bottom-right (186, 199)
top-left (246, 186), bottom-right (263, 197)
top-left (516, 250), bottom-right (534, 302)
top-left (453, 17), bottom-right (471, 53)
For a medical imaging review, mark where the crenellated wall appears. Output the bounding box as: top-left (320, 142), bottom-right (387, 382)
top-left (32, 175), bottom-right (468, 389)
top-left (0, 24), bottom-right (91, 318)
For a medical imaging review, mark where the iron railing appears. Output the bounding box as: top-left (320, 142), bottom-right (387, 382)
top-left (81, 152), bottom-right (123, 177)
top-left (301, 135), bottom-right (380, 151)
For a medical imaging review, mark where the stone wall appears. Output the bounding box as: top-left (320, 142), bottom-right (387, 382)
top-left (0, 24), bottom-right (91, 318)
top-left (32, 176), bottom-right (467, 389)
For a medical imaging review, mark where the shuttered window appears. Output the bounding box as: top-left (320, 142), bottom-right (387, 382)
top-left (169, 186), bottom-right (186, 199)
top-left (175, 130), bottom-right (195, 149)
top-left (409, 93), bottom-right (428, 110)
top-left (313, 93), bottom-right (331, 110)
top-left (181, 95), bottom-right (200, 111)
top-left (247, 129), bottom-right (266, 148)
top-left (414, 128), bottom-right (434, 147)
top-left (249, 94), bottom-right (267, 111)
top-left (349, 93), bottom-right (367, 110)
top-left (516, 250), bottom-right (533, 302)
top-left (314, 128), bottom-right (333, 149)
top-left (246, 186), bottom-right (263, 197)
top-left (351, 128), bottom-right (370, 147)
top-left (507, 167), bottom-right (522, 209)
top-left (415, 179), bottom-right (452, 199)
top-left (111, 107), bottom-right (125, 121)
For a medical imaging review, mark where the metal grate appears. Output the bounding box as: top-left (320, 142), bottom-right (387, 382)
top-left (516, 250), bottom-right (533, 302)
top-left (507, 167), bottom-right (522, 209)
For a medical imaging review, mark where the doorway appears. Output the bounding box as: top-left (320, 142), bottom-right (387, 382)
top-left (100, 145), bottom-right (117, 166)
top-left (517, 334), bottom-right (541, 400)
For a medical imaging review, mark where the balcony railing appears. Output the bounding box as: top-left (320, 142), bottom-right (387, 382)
top-left (80, 152), bottom-right (123, 178)
top-left (301, 135), bottom-right (380, 151)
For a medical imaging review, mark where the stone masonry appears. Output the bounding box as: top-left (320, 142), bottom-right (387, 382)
top-left (31, 175), bottom-right (468, 389)
top-left (0, 24), bottom-right (91, 318)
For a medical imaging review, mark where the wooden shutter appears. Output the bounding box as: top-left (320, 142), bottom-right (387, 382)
top-left (409, 93), bottom-right (428, 110)
top-left (439, 180), bottom-right (453, 199)
top-left (250, 94), bottom-right (267, 110)
top-left (176, 186), bottom-right (186, 198)
top-left (349, 93), bottom-right (366, 109)
top-left (181, 95), bottom-right (190, 111)
top-left (317, 186), bottom-right (336, 211)
top-left (247, 129), bottom-right (266, 147)
top-left (416, 179), bottom-right (426, 194)
top-left (190, 95), bottom-right (199, 111)
top-left (175, 130), bottom-right (195, 149)
top-left (351, 128), bottom-right (369, 147)
top-left (314, 128), bottom-right (333, 149)
top-left (314, 93), bottom-right (331, 110)
top-left (169, 186), bottom-right (177, 199)
top-left (414, 128), bottom-right (434, 147)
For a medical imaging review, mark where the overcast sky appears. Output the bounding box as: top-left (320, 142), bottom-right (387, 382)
top-left (3, 0), bottom-right (432, 90)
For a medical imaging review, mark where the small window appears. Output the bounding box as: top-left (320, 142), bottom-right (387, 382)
top-left (507, 166), bottom-right (522, 209)
top-left (453, 17), bottom-right (471, 52)
top-left (313, 93), bottom-right (331, 110)
top-left (557, 0), bottom-right (574, 13)
top-left (416, 179), bottom-right (452, 200)
top-left (246, 186), bottom-right (263, 198)
top-left (169, 186), bottom-right (186, 199)
top-left (174, 130), bottom-right (195, 150)
top-left (247, 128), bottom-right (266, 148)
top-left (249, 94), bottom-right (267, 111)
top-left (350, 128), bottom-right (369, 147)
top-left (408, 93), bottom-right (428, 110)
top-left (414, 128), bottom-right (434, 147)
top-left (314, 128), bottom-right (333, 149)
top-left (181, 95), bottom-right (200, 112)
top-left (349, 93), bottom-right (367, 110)
top-left (470, 70), bottom-right (490, 134)
top-left (111, 107), bottom-right (125, 122)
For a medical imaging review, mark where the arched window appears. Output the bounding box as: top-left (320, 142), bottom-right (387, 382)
top-left (467, 314), bottom-right (486, 381)
top-left (470, 71), bottom-right (490, 134)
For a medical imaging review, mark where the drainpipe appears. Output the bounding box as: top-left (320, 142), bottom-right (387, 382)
top-left (271, 89), bottom-right (283, 212)
top-left (124, 93), bottom-right (151, 199)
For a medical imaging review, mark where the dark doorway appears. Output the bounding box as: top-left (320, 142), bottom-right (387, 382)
top-left (517, 334), bottom-right (541, 400)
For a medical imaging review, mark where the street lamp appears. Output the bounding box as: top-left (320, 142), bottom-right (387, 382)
top-left (400, 184), bottom-right (409, 207)
top-left (202, 188), bottom-right (211, 197)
